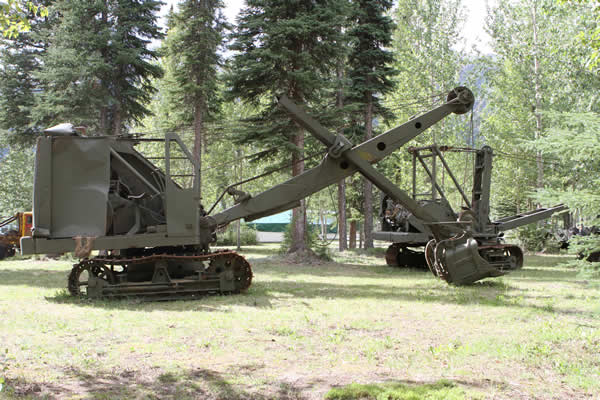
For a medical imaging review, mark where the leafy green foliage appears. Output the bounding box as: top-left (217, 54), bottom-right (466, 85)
top-left (216, 223), bottom-right (258, 246)
top-left (279, 222), bottom-right (317, 254)
top-left (560, 0), bottom-right (600, 71)
top-left (484, 0), bottom-right (599, 214)
top-left (0, 0), bottom-right (51, 145)
top-left (227, 0), bottom-right (348, 251)
top-left (346, 0), bottom-right (396, 116)
top-left (0, 40), bottom-right (39, 144)
top-left (531, 112), bottom-right (600, 214)
top-left (0, 0), bottom-right (47, 38)
top-left (313, 235), bottom-right (333, 261)
top-left (0, 137), bottom-right (34, 216)
top-left (568, 235), bottom-right (600, 259)
top-left (345, 0), bottom-right (396, 249)
top-left (515, 224), bottom-right (550, 252)
top-left (227, 0), bottom-right (347, 152)
top-left (279, 221), bottom-right (332, 260)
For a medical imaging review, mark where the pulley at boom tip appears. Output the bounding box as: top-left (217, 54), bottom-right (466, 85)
top-left (447, 86), bottom-right (475, 115)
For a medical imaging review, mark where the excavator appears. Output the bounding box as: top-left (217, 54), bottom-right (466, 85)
top-left (375, 145), bottom-right (567, 272)
top-left (0, 211), bottom-right (32, 259)
top-left (19, 86), bottom-right (523, 298)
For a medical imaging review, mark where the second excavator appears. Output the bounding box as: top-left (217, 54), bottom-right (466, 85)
top-left (375, 145), bottom-right (566, 277)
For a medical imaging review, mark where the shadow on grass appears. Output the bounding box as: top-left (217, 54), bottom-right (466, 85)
top-left (3, 369), bottom-right (514, 400)
top-left (41, 270), bottom-right (598, 319)
top-left (509, 267), bottom-right (578, 281)
top-left (3, 366), bottom-right (309, 400)
top-left (0, 269), bottom-right (68, 289)
top-left (4, 363), bottom-right (512, 400)
top-left (7, 250), bottom-right (590, 318)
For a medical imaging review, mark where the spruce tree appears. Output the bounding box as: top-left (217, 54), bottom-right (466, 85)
top-left (346, 0), bottom-right (396, 248)
top-left (228, 0), bottom-right (346, 253)
top-left (0, 31), bottom-right (41, 144)
top-left (0, 0), bottom-right (51, 145)
top-left (33, 0), bottom-right (163, 135)
top-left (162, 0), bottom-right (229, 195)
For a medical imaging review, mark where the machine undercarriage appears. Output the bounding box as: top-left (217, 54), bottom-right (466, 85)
top-left (68, 248), bottom-right (252, 299)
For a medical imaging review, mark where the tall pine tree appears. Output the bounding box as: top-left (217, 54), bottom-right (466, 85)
top-left (162, 0), bottom-right (229, 195)
top-left (0, 0), bottom-right (51, 145)
top-left (346, 0), bottom-right (396, 248)
top-left (228, 0), bottom-right (345, 253)
top-left (33, 0), bottom-right (163, 135)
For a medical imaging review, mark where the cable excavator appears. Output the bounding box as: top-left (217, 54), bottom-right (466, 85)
top-left (375, 145), bottom-right (567, 274)
top-left (20, 87), bottom-right (523, 299)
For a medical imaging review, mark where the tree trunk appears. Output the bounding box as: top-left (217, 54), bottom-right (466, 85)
top-left (349, 220), bottom-right (357, 249)
top-left (99, 5), bottom-right (108, 135)
top-left (320, 207), bottom-right (326, 239)
top-left (236, 149), bottom-right (242, 251)
top-left (359, 222), bottom-right (363, 249)
top-left (112, 106), bottom-right (122, 136)
top-left (99, 107), bottom-right (108, 135)
top-left (289, 126), bottom-right (306, 253)
top-left (363, 94), bottom-right (374, 248)
top-left (193, 99), bottom-right (204, 197)
top-left (338, 179), bottom-right (347, 251)
top-left (202, 126), bottom-right (209, 155)
top-left (336, 63), bottom-right (347, 251)
top-left (532, 0), bottom-right (544, 197)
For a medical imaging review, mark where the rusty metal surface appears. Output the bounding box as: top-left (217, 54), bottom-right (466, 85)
top-left (385, 243), bottom-right (401, 266)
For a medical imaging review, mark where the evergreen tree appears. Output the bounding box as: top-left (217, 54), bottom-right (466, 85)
top-left (346, 0), bottom-right (396, 248)
top-left (228, 0), bottom-right (346, 253)
top-left (33, 0), bottom-right (163, 135)
top-left (0, 30), bottom-right (41, 144)
top-left (0, 0), bottom-right (51, 145)
top-left (162, 0), bottom-right (229, 195)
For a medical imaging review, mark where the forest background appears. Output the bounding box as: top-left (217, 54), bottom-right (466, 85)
top-left (0, 0), bottom-right (598, 255)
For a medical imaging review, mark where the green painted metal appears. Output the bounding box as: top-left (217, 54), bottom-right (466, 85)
top-left (22, 131), bottom-right (202, 254)
top-left (21, 86), bottom-right (499, 294)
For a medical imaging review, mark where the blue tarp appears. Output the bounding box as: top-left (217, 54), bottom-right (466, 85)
top-left (246, 210), bottom-right (337, 233)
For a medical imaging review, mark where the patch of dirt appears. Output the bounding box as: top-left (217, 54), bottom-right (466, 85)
top-left (277, 249), bottom-right (329, 265)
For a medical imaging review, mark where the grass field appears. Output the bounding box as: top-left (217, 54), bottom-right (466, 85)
top-left (0, 245), bottom-right (599, 399)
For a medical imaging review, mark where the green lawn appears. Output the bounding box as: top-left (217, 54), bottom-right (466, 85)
top-left (0, 245), bottom-right (598, 399)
